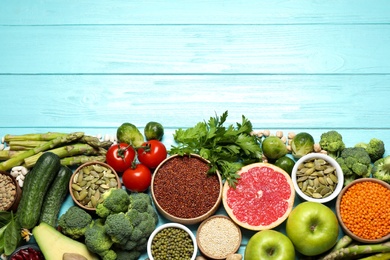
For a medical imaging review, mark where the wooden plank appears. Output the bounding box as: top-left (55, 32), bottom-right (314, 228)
top-left (1, 75), bottom-right (389, 129)
top-left (1, 24), bottom-right (390, 74)
top-left (1, 0), bottom-right (390, 25)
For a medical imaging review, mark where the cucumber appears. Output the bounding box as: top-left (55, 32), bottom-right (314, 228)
top-left (16, 152), bottom-right (61, 230)
top-left (39, 165), bottom-right (73, 227)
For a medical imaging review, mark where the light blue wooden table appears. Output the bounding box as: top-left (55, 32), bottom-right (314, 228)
top-left (1, 1), bottom-right (390, 259)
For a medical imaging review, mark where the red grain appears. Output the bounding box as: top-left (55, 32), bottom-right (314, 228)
top-left (153, 156), bottom-right (220, 218)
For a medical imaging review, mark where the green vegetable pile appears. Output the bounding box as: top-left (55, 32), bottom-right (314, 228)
top-left (319, 130), bottom-right (389, 185)
top-left (58, 188), bottom-right (158, 260)
top-left (169, 111), bottom-right (262, 187)
top-left (0, 132), bottom-right (113, 171)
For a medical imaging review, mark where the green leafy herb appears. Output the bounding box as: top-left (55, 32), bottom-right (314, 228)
top-left (0, 211), bottom-right (11, 226)
top-left (170, 111), bottom-right (262, 187)
top-left (0, 211), bottom-right (22, 256)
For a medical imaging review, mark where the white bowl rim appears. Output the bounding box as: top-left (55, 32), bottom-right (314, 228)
top-left (147, 222), bottom-right (198, 260)
top-left (291, 153), bottom-right (344, 203)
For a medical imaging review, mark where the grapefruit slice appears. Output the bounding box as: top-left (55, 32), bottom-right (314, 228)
top-left (222, 163), bottom-right (295, 230)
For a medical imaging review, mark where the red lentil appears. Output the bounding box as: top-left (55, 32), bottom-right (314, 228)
top-left (153, 156), bottom-right (221, 218)
top-left (340, 181), bottom-right (390, 240)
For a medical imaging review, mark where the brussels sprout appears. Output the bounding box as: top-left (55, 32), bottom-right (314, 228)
top-left (116, 122), bottom-right (144, 147)
top-left (291, 132), bottom-right (315, 159)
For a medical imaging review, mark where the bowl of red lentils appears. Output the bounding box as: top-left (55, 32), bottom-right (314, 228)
top-left (336, 178), bottom-right (390, 243)
top-left (0, 171), bottom-right (22, 212)
top-left (151, 154), bottom-right (223, 225)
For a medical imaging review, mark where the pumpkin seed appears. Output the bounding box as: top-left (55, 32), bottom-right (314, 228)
top-left (71, 163), bottom-right (119, 209)
top-left (295, 157), bottom-right (339, 200)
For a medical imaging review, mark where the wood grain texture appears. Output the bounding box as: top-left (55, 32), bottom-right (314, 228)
top-left (1, 0), bottom-right (390, 25)
top-left (1, 75), bottom-right (389, 129)
top-left (1, 24), bottom-right (390, 74)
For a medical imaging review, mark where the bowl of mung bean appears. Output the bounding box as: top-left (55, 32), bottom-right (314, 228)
top-left (336, 178), bottom-right (390, 243)
top-left (291, 153), bottom-right (344, 204)
top-left (69, 161), bottom-right (121, 211)
top-left (0, 171), bottom-right (22, 212)
top-left (151, 154), bottom-right (223, 225)
top-left (147, 222), bottom-right (197, 260)
top-left (196, 215), bottom-right (242, 259)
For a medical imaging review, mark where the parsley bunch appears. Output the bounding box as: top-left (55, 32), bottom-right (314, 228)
top-left (169, 111), bottom-right (262, 187)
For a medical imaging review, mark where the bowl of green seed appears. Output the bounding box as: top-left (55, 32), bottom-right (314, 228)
top-left (147, 222), bottom-right (197, 260)
top-left (291, 153), bottom-right (344, 204)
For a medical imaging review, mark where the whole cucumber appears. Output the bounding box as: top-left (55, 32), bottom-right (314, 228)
top-left (39, 165), bottom-right (73, 227)
top-left (17, 152), bottom-right (61, 230)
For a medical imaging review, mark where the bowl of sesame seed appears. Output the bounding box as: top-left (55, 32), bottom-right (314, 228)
top-left (196, 215), bottom-right (242, 259)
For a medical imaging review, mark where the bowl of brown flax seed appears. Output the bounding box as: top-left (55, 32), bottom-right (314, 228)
top-left (151, 154), bottom-right (223, 225)
top-left (196, 215), bottom-right (242, 259)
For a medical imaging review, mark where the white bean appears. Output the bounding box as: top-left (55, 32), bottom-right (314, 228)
top-left (20, 167), bottom-right (29, 175)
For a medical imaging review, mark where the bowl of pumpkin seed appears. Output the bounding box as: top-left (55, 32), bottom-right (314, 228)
top-left (291, 153), bottom-right (344, 204)
top-left (69, 161), bottom-right (121, 211)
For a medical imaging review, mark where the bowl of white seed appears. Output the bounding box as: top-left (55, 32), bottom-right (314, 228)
top-left (291, 153), bottom-right (344, 204)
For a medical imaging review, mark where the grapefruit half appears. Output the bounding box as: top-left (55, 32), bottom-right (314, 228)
top-left (222, 163), bottom-right (295, 230)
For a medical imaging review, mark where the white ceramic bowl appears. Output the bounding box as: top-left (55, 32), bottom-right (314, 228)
top-left (291, 153), bottom-right (344, 203)
top-left (147, 223), bottom-right (197, 260)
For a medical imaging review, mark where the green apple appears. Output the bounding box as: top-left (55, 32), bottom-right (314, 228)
top-left (244, 230), bottom-right (295, 260)
top-left (286, 201), bottom-right (339, 256)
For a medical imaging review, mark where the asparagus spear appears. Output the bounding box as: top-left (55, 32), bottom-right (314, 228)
top-left (3, 132), bottom-right (68, 142)
top-left (321, 242), bottom-right (390, 260)
top-left (0, 132), bottom-right (84, 171)
top-left (60, 155), bottom-right (106, 166)
top-left (0, 150), bottom-right (23, 160)
top-left (23, 143), bottom-right (102, 168)
top-left (8, 140), bottom-right (47, 151)
top-left (359, 252), bottom-right (390, 260)
top-left (330, 235), bottom-right (353, 252)
top-left (79, 135), bottom-right (113, 149)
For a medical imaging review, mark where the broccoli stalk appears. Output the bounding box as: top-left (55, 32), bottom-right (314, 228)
top-left (58, 206), bottom-right (93, 239)
top-left (372, 155), bottom-right (390, 183)
top-left (355, 138), bottom-right (385, 162)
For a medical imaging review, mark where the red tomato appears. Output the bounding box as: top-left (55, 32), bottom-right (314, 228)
top-left (122, 164), bottom-right (152, 192)
top-left (106, 143), bottom-right (136, 172)
top-left (137, 140), bottom-right (167, 169)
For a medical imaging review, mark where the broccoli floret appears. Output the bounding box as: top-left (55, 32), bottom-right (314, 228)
top-left (319, 130), bottom-right (345, 158)
top-left (103, 192), bottom-right (158, 255)
top-left (96, 188), bottom-right (130, 218)
top-left (57, 206), bottom-right (93, 239)
top-left (84, 191), bottom-right (158, 258)
top-left (114, 248), bottom-right (141, 260)
top-left (128, 192), bottom-right (152, 212)
top-left (84, 219), bottom-right (116, 260)
top-left (336, 147), bottom-right (372, 185)
top-left (105, 212), bottom-right (133, 244)
top-left (372, 155), bottom-right (390, 183)
top-left (355, 138), bottom-right (385, 162)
